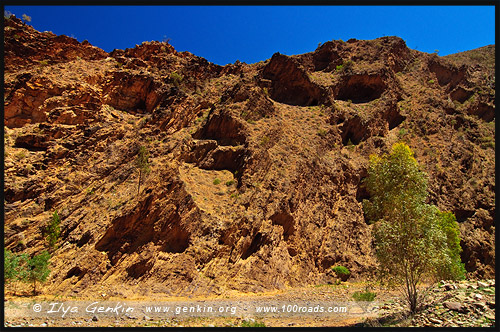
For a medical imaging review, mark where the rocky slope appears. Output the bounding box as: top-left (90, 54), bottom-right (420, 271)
top-left (3, 16), bottom-right (495, 298)
top-left (367, 279), bottom-right (496, 327)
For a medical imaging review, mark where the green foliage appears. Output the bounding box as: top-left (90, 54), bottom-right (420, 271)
top-left (332, 265), bottom-right (350, 275)
top-left (481, 141), bottom-right (495, 150)
top-left (363, 143), bottom-right (428, 222)
top-left (213, 178), bottom-right (221, 185)
top-left (260, 136), bottom-right (270, 146)
top-left (24, 251), bottom-right (51, 295)
top-left (85, 187), bottom-right (95, 195)
top-left (332, 265), bottom-right (350, 278)
top-left (353, 290), bottom-right (377, 302)
top-left (135, 146), bottom-right (150, 174)
top-left (4, 249), bottom-right (27, 284)
top-left (170, 72), bottom-right (183, 87)
top-left (135, 146), bottom-right (151, 195)
top-left (397, 128), bottom-right (408, 138)
top-left (4, 249), bottom-right (52, 296)
top-left (225, 180), bottom-right (235, 186)
top-left (479, 136), bottom-right (495, 150)
top-left (46, 210), bottom-right (61, 249)
top-left (428, 79), bottom-right (435, 84)
top-left (15, 150), bottom-right (26, 160)
top-left (241, 320), bottom-right (266, 327)
top-left (434, 211), bottom-right (466, 281)
top-left (317, 129), bottom-right (328, 137)
top-left (363, 142), bottom-right (465, 313)
top-left (336, 59), bottom-right (354, 72)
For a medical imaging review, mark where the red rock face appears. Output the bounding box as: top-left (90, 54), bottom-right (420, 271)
top-left (4, 16), bottom-right (107, 71)
top-left (261, 53), bottom-right (327, 106)
top-left (3, 16), bottom-right (495, 298)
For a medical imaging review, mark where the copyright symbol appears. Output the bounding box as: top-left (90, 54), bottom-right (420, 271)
top-left (32, 303), bottom-right (42, 312)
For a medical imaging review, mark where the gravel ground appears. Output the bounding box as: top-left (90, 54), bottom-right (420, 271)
top-left (5, 279), bottom-right (494, 327)
top-left (4, 282), bottom-right (396, 327)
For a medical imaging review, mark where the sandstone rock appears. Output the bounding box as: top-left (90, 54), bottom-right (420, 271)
top-left (474, 303), bottom-right (487, 311)
top-left (485, 313), bottom-right (495, 320)
top-left (429, 317), bottom-right (443, 324)
top-left (261, 53), bottom-right (326, 106)
top-left (443, 301), bottom-right (467, 313)
top-left (443, 283), bottom-right (455, 291)
top-left (477, 281), bottom-right (489, 288)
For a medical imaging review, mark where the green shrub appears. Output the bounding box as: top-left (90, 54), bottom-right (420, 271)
top-left (15, 151), bottom-right (26, 160)
top-left (213, 178), bottom-right (221, 185)
top-left (241, 320), bottom-right (266, 327)
top-left (481, 141), bottom-right (495, 149)
top-left (225, 180), bottom-right (235, 186)
top-left (434, 211), bottom-right (466, 280)
top-left (397, 128), bottom-right (408, 138)
top-left (317, 129), bottom-right (328, 137)
top-left (170, 72), bottom-right (183, 87)
top-left (336, 60), bottom-right (354, 72)
top-left (353, 290), bottom-right (376, 302)
top-left (4, 249), bottom-right (26, 284)
top-left (39, 60), bottom-right (49, 66)
top-left (332, 265), bottom-right (350, 281)
top-left (24, 251), bottom-right (51, 295)
top-left (135, 146), bottom-right (151, 195)
top-left (46, 210), bottom-right (61, 249)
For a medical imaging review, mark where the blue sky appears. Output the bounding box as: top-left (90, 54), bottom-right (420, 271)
top-left (5, 5), bottom-right (496, 65)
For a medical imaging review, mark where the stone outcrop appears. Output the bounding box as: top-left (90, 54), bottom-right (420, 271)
top-left (3, 16), bottom-right (495, 299)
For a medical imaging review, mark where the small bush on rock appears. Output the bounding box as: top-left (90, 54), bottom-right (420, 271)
top-left (332, 265), bottom-right (350, 281)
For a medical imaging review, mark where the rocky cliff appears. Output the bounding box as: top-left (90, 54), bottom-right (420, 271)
top-left (3, 16), bottom-right (495, 298)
